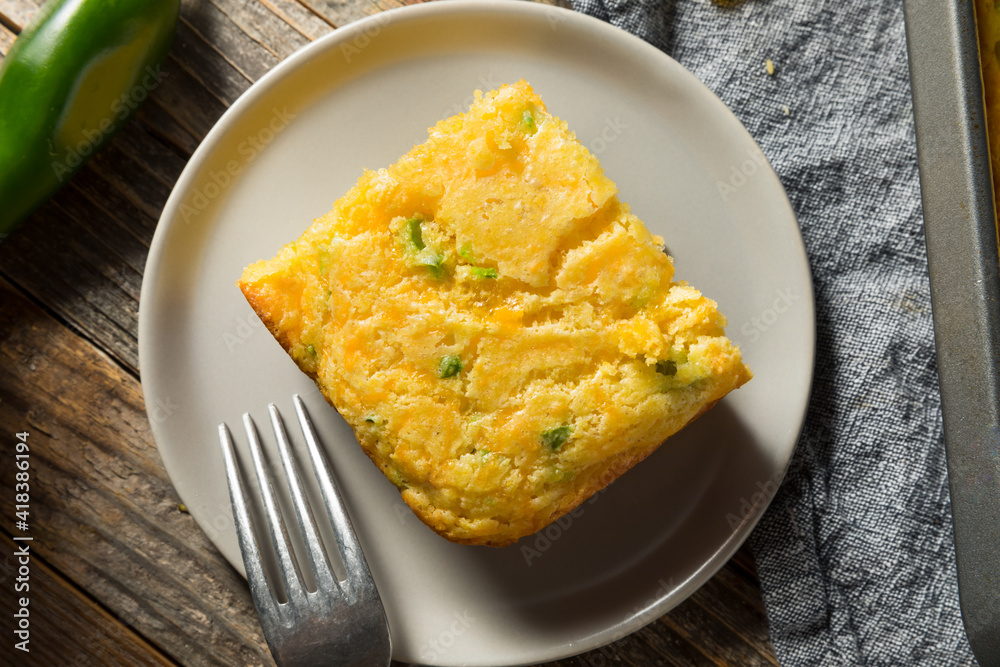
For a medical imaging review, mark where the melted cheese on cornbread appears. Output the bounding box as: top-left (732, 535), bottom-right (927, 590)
top-left (239, 81), bottom-right (751, 546)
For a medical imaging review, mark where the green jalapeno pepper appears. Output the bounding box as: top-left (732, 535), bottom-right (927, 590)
top-left (0, 0), bottom-right (180, 240)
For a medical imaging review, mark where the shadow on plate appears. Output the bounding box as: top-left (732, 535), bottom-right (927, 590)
top-left (450, 401), bottom-right (776, 634)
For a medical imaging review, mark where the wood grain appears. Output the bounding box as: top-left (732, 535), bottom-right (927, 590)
top-left (0, 278), bottom-right (274, 666)
top-left (0, 0), bottom-right (36, 30)
top-left (199, 0), bottom-right (315, 61)
top-left (260, 0), bottom-right (336, 40)
top-left (0, 532), bottom-right (175, 666)
top-left (0, 22), bottom-right (15, 51)
top-left (298, 0), bottom-right (387, 27)
top-left (0, 0), bottom-right (776, 664)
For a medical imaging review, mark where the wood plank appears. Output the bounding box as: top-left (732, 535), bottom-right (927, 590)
top-left (0, 531), bottom-right (176, 666)
top-left (65, 156), bottom-right (163, 248)
top-left (206, 0), bottom-right (315, 61)
top-left (0, 124), bottom-right (192, 375)
top-left (712, 549), bottom-right (769, 616)
top-left (0, 278), bottom-right (274, 666)
top-left (659, 593), bottom-right (777, 667)
top-left (542, 628), bottom-right (703, 667)
top-left (687, 575), bottom-right (778, 664)
top-left (730, 541), bottom-right (760, 578)
top-left (296, 0), bottom-right (568, 38)
top-left (298, 0), bottom-right (383, 27)
top-left (49, 177), bottom-right (151, 285)
top-left (171, 18), bottom-right (254, 106)
top-left (0, 0), bottom-right (40, 30)
top-left (0, 201), bottom-right (143, 372)
top-left (0, 37), bottom-right (265, 381)
top-left (155, 53), bottom-right (232, 141)
top-left (262, 0), bottom-right (336, 40)
top-left (133, 99), bottom-right (203, 161)
top-left (0, 1), bottom-right (306, 377)
top-left (85, 137), bottom-right (178, 226)
top-left (179, 0), bottom-right (282, 82)
top-left (0, 160), bottom-right (155, 370)
top-left (0, 37), bottom-right (230, 379)
top-left (104, 115), bottom-right (191, 193)
top-left (631, 621), bottom-right (719, 667)
top-left (0, 21), bottom-right (15, 54)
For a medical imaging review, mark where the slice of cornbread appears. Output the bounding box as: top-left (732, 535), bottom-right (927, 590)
top-left (239, 81), bottom-right (751, 547)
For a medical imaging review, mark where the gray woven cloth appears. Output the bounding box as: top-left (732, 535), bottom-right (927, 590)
top-left (569, 0), bottom-right (978, 664)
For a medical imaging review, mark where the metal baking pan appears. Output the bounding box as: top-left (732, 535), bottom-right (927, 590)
top-left (903, 0), bottom-right (1000, 663)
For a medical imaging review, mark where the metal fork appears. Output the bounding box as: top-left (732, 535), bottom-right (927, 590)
top-left (218, 394), bottom-right (392, 666)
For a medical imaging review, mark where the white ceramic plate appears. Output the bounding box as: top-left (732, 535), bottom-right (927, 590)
top-left (138, 2), bottom-right (814, 664)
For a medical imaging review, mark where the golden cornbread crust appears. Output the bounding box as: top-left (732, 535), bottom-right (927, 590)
top-left (239, 81), bottom-right (752, 547)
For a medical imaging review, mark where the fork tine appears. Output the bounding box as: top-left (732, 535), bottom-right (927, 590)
top-left (292, 395), bottom-right (375, 593)
top-left (242, 412), bottom-right (305, 605)
top-left (267, 403), bottom-right (339, 593)
top-left (218, 423), bottom-right (277, 618)
top-left (221, 401), bottom-right (392, 666)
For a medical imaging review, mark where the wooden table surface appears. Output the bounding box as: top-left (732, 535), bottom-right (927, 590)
top-left (0, 0), bottom-right (779, 664)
